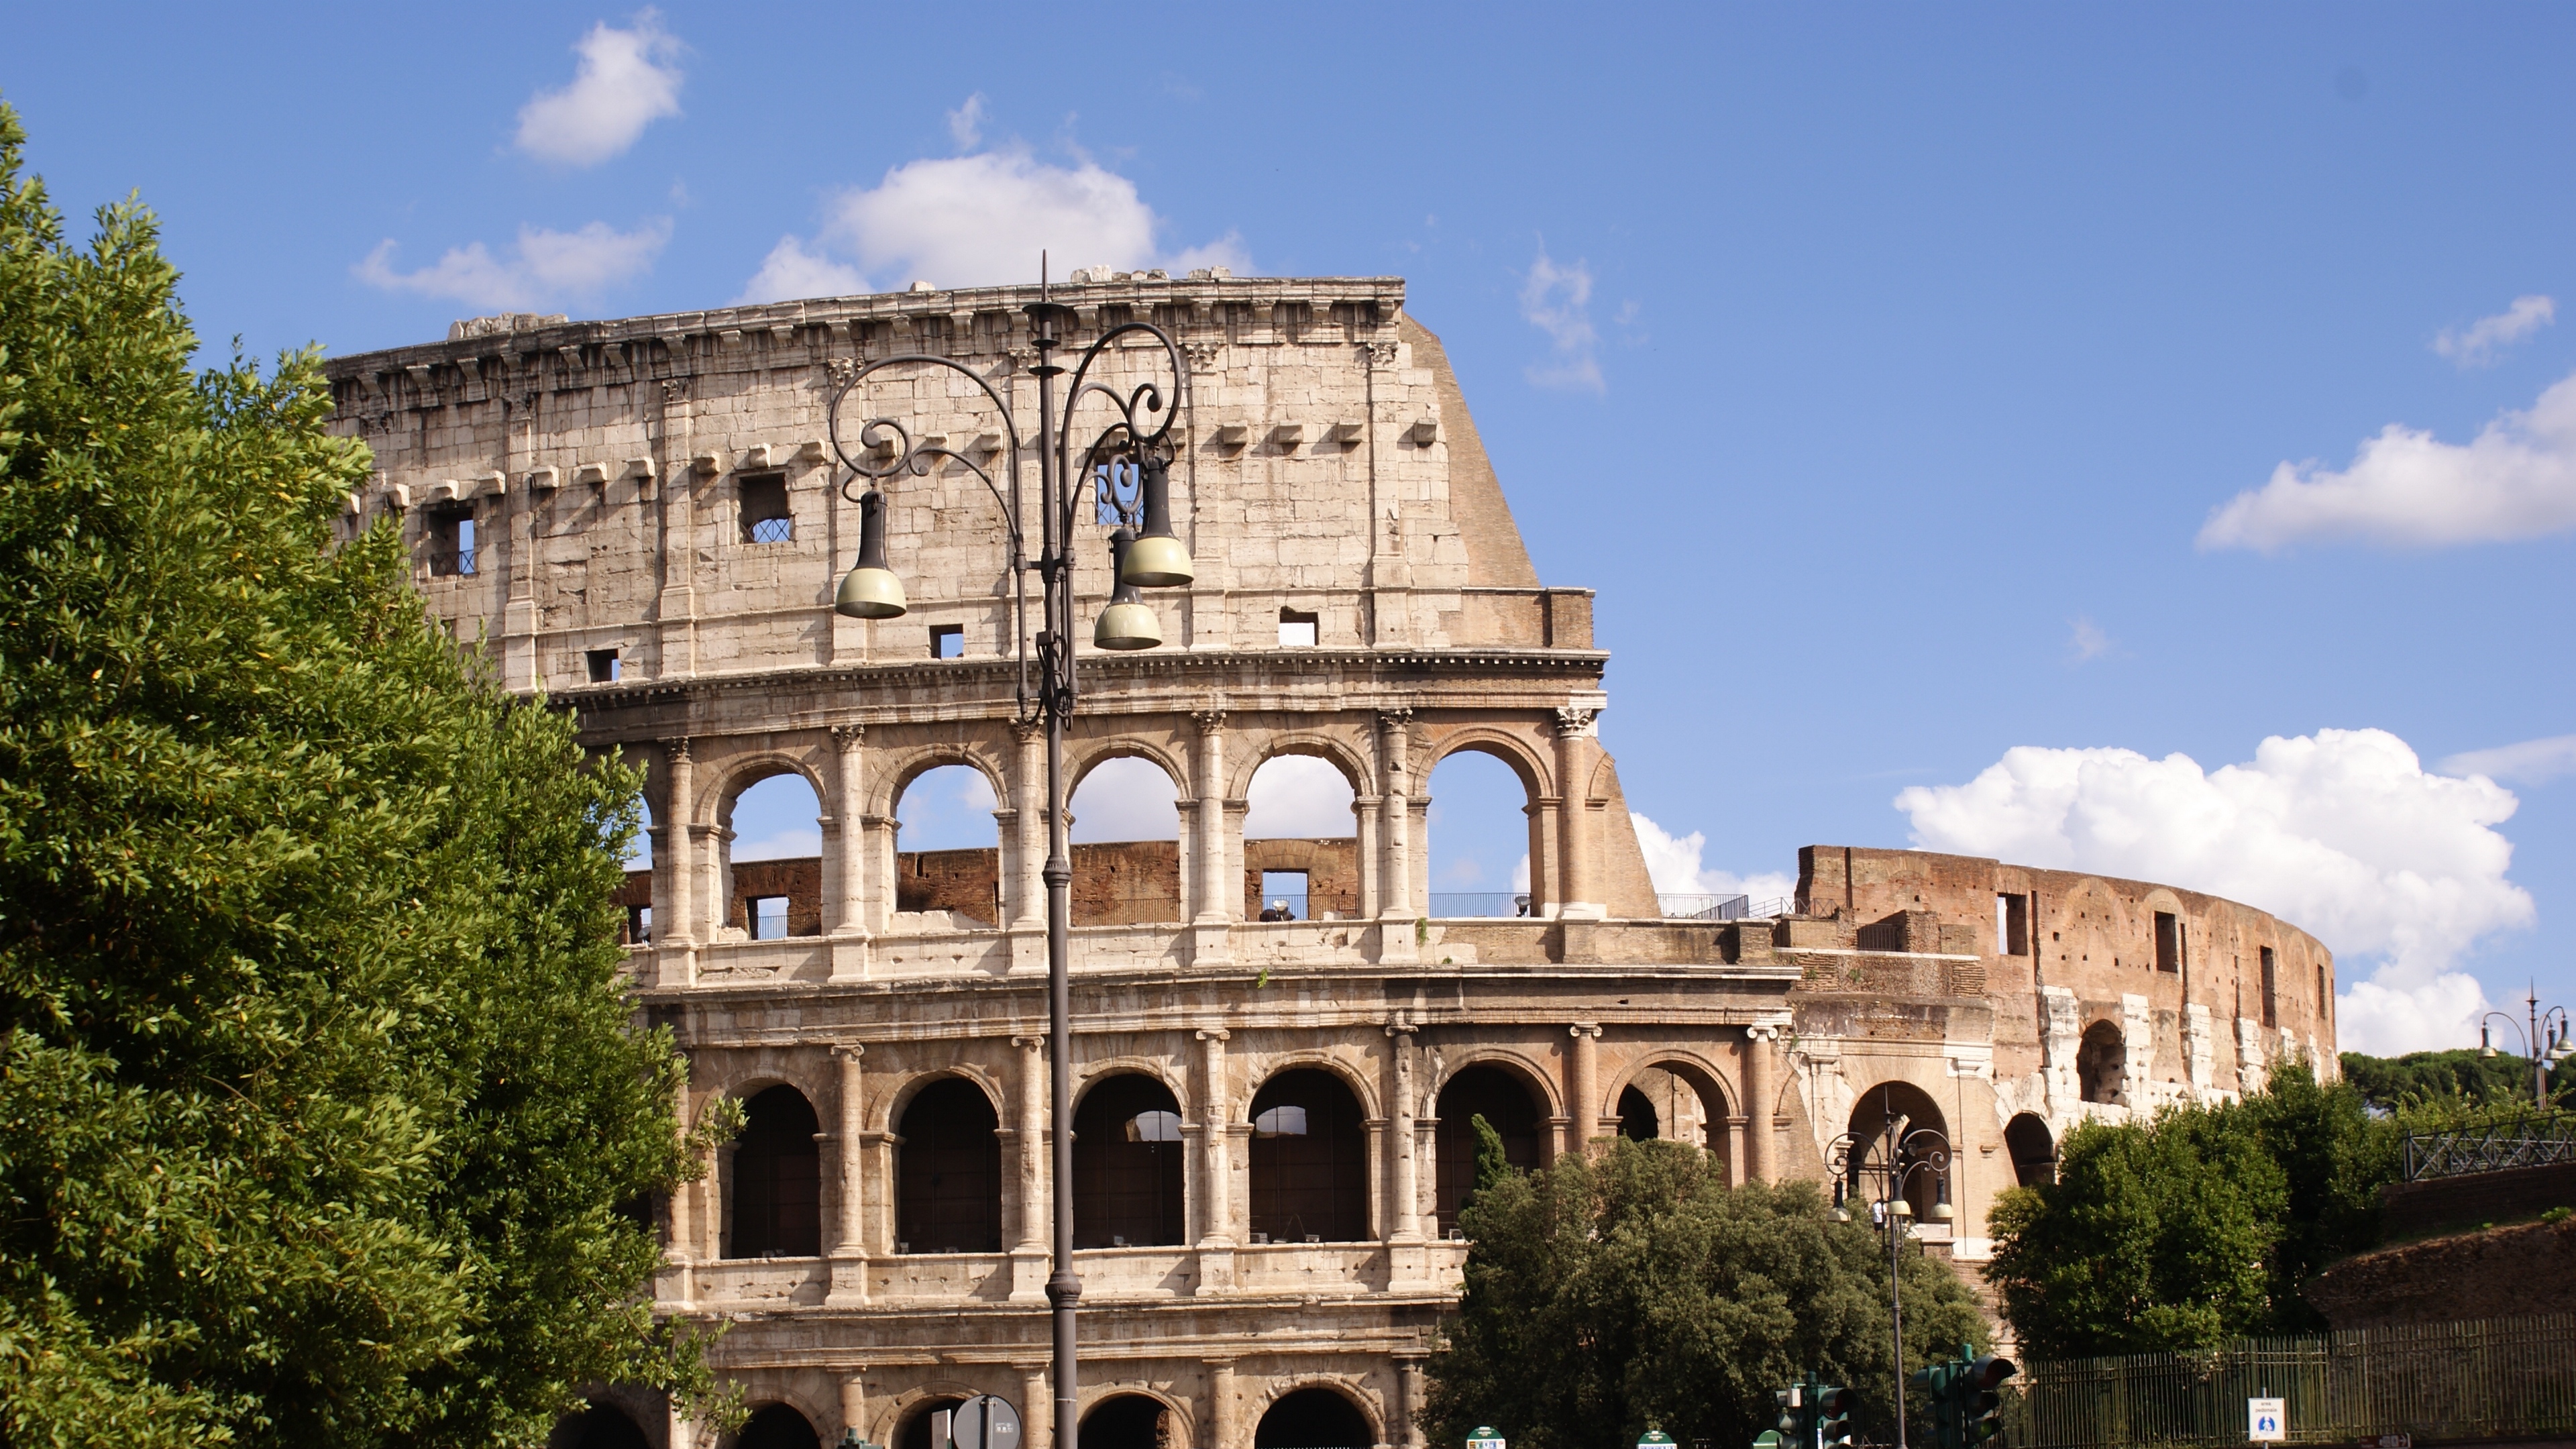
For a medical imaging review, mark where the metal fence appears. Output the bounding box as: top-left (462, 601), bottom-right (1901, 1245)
top-left (2004, 1311), bottom-right (2576, 1448)
top-left (2401, 1108), bottom-right (2576, 1181)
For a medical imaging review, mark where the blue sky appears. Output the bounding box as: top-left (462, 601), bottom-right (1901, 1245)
top-left (15, 4), bottom-right (2575, 1054)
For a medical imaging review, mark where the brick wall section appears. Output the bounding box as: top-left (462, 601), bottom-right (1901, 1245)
top-left (2306, 1212), bottom-right (2576, 1329)
top-left (2377, 1160), bottom-right (2576, 1239)
top-left (1242, 838), bottom-right (1360, 918)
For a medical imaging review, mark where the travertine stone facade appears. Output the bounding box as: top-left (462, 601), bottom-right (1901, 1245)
top-left (326, 276), bottom-right (2335, 1449)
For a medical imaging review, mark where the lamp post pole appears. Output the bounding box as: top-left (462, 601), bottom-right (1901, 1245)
top-left (826, 276), bottom-right (1193, 1449)
top-left (1827, 1093), bottom-right (1955, 1449)
top-left (2479, 985), bottom-right (2572, 1110)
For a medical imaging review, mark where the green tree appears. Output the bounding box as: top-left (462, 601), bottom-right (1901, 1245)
top-left (2341, 1048), bottom-right (2563, 1112)
top-left (0, 102), bottom-right (719, 1445)
top-left (1421, 1139), bottom-right (1986, 1449)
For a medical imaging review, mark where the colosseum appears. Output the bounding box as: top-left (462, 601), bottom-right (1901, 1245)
top-left (323, 273), bottom-right (2338, 1449)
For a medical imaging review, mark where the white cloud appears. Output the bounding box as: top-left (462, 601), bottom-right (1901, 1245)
top-left (735, 236), bottom-right (869, 306)
top-left (947, 93), bottom-right (987, 150)
top-left (2198, 368), bottom-right (2576, 551)
top-left (1629, 813), bottom-right (1796, 904)
top-left (515, 11), bottom-right (684, 166)
top-left (2440, 732), bottom-right (2576, 787)
top-left (2068, 616), bottom-right (2113, 663)
top-left (2434, 294), bottom-right (2555, 368)
top-left (1069, 755), bottom-right (1179, 843)
top-left (745, 150), bottom-right (1250, 303)
top-left (356, 219), bottom-right (670, 311)
top-left (1893, 729), bottom-right (2534, 1054)
top-left (1244, 755), bottom-right (1356, 839)
top-left (1521, 246), bottom-right (1604, 392)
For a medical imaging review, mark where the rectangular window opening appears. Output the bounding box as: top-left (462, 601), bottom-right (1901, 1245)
top-left (428, 504), bottom-right (477, 576)
top-left (2318, 961), bottom-right (2328, 1007)
top-left (1259, 871), bottom-right (1309, 921)
top-left (624, 904), bottom-right (652, 945)
top-left (586, 647), bottom-right (621, 683)
top-left (2260, 945), bottom-right (2279, 1027)
top-left (739, 472), bottom-right (792, 543)
top-left (1998, 892), bottom-right (2029, 957)
top-left (930, 624), bottom-right (965, 659)
top-left (1278, 608), bottom-right (1319, 647)
top-left (748, 895), bottom-right (790, 941)
top-left (2154, 911), bottom-right (2182, 972)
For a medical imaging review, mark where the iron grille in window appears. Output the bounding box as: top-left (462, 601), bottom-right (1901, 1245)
top-left (739, 472), bottom-right (792, 544)
top-left (428, 506), bottom-right (477, 576)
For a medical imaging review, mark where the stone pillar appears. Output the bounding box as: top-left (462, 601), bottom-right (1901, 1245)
top-left (1524, 800), bottom-right (1556, 916)
top-left (1552, 708), bottom-right (1602, 918)
top-left (1010, 1034), bottom-right (1049, 1303)
top-left (1192, 712), bottom-right (1230, 924)
top-left (1204, 1360), bottom-right (1237, 1449)
top-left (1022, 1364), bottom-right (1053, 1449)
top-left (1743, 1025), bottom-right (1777, 1183)
top-left (1385, 1024), bottom-right (1421, 1241)
top-left (830, 727), bottom-right (865, 931)
top-left (840, 1372), bottom-right (867, 1446)
top-left (1353, 796), bottom-right (1383, 919)
top-left (1377, 712), bottom-right (1416, 962)
top-left (829, 1045), bottom-right (869, 1305)
top-left (1396, 1356), bottom-right (1428, 1449)
top-left (1724, 1115), bottom-right (1750, 1187)
top-left (669, 1398), bottom-right (700, 1449)
top-left (863, 814), bottom-right (898, 936)
top-left (654, 378), bottom-right (698, 677)
top-left (1568, 1024), bottom-right (1602, 1154)
top-left (694, 823), bottom-right (727, 938)
top-left (667, 1069), bottom-right (698, 1265)
top-left (1012, 721), bottom-right (1047, 931)
top-left (1195, 1029), bottom-right (1234, 1246)
top-left (660, 739), bottom-right (694, 945)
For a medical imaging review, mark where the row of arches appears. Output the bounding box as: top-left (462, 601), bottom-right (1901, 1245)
top-left (559, 1385), bottom-right (1379, 1449)
top-left (720, 1055), bottom-right (1727, 1259)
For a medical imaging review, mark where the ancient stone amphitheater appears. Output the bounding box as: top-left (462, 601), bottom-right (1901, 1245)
top-left (325, 275), bottom-right (2337, 1449)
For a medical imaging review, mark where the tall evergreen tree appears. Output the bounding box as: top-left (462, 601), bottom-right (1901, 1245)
top-left (0, 101), bottom-right (718, 1445)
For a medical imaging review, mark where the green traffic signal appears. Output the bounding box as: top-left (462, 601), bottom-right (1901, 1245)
top-left (1963, 1354), bottom-right (2017, 1446)
top-left (1813, 1385), bottom-right (1856, 1449)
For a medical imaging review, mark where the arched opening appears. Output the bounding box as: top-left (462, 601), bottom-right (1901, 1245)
top-left (1081, 1393), bottom-right (1177, 1449)
top-left (2078, 1020), bottom-right (2128, 1106)
top-left (1425, 747), bottom-right (1539, 918)
top-left (2004, 1112), bottom-right (2057, 1187)
top-left (1244, 753), bottom-right (1359, 922)
top-left (552, 1403), bottom-right (651, 1449)
top-left (898, 1078), bottom-right (1002, 1254)
top-left (727, 1085), bottom-right (821, 1258)
top-left (1247, 1068), bottom-right (1368, 1244)
top-left (1069, 756), bottom-right (1183, 926)
top-left (1615, 1064), bottom-right (1721, 1161)
top-left (736, 1402), bottom-right (821, 1449)
top-left (723, 770), bottom-right (826, 938)
top-left (1434, 1064), bottom-right (1544, 1237)
top-left (1073, 1074), bottom-right (1185, 1248)
top-left (1255, 1387), bottom-right (1373, 1449)
top-left (894, 762), bottom-right (1003, 928)
top-left (898, 1397), bottom-right (970, 1449)
top-left (1617, 1085), bottom-right (1659, 1140)
top-left (1845, 1082), bottom-right (1951, 1223)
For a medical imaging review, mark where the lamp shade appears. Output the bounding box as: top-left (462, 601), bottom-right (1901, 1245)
top-left (1094, 528), bottom-right (1162, 650)
top-left (835, 490), bottom-right (907, 619)
top-left (1119, 453), bottom-right (1194, 587)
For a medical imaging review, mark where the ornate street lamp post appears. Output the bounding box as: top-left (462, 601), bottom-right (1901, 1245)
top-left (826, 275), bottom-right (1193, 1449)
top-left (2480, 985), bottom-right (2574, 1110)
top-left (1827, 1094), bottom-right (1955, 1449)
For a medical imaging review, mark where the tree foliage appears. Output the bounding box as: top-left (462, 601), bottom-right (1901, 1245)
top-left (2341, 1048), bottom-right (2564, 1113)
top-left (1421, 1139), bottom-right (1986, 1449)
top-left (1986, 1062), bottom-right (2397, 1359)
top-left (0, 101), bottom-right (716, 1445)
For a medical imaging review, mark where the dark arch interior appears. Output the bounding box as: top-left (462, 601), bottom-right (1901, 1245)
top-left (2078, 1021), bottom-right (2128, 1105)
top-left (1617, 1085), bottom-right (1658, 1140)
top-left (1073, 1075), bottom-right (1185, 1248)
top-left (1434, 1064), bottom-right (1543, 1237)
top-left (1255, 1387), bottom-right (1373, 1449)
top-left (900, 1077), bottom-right (1002, 1253)
top-left (1080, 1393), bottom-right (1172, 1449)
top-left (555, 1403), bottom-right (651, 1449)
top-left (898, 1397), bottom-right (970, 1449)
top-left (1248, 1068), bottom-right (1368, 1244)
top-left (2004, 1112), bottom-right (2057, 1187)
top-left (730, 1084), bottom-right (821, 1258)
top-left (739, 1402), bottom-right (821, 1449)
top-left (1846, 1081), bottom-right (1951, 1222)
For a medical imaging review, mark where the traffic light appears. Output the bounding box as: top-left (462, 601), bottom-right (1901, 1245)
top-left (1961, 1353), bottom-right (2017, 1446)
top-left (1813, 1385), bottom-right (1856, 1449)
top-left (1768, 1381), bottom-right (1811, 1449)
top-left (1909, 1357), bottom-right (1960, 1449)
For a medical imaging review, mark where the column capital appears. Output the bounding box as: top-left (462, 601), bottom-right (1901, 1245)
top-left (1011, 716), bottom-right (1044, 744)
top-left (1191, 708), bottom-right (1228, 733)
top-left (661, 736), bottom-right (693, 763)
top-left (1384, 1020), bottom-right (1418, 1038)
top-left (1012, 1033), bottom-right (1046, 1051)
top-left (833, 1042), bottom-right (867, 1065)
top-left (1377, 707), bottom-right (1415, 731)
top-left (1569, 1023), bottom-right (1603, 1039)
top-left (1194, 1027), bottom-right (1231, 1043)
top-left (1553, 706), bottom-right (1599, 738)
top-left (830, 722), bottom-right (865, 751)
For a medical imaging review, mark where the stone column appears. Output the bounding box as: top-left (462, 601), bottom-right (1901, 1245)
top-left (1192, 712), bottom-right (1230, 924)
top-left (1743, 1025), bottom-right (1777, 1183)
top-left (1353, 796), bottom-right (1383, 919)
top-left (828, 1045), bottom-right (869, 1304)
top-left (667, 1069), bottom-right (698, 1265)
top-left (694, 824), bottom-right (728, 938)
top-left (660, 739), bottom-right (694, 945)
top-left (829, 727), bottom-right (865, 931)
top-left (1568, 1024), bottom-right (1602, 1154)
top-left (1552, 708), bottom-right (1602, 918)
top-left (1724, 1115), bottom-right (1750, 1187)
top-left (1010, 1034), bottom-right (1049, 1303)
top-left (840, 1372), bottom-right (867, 1446)
top-left (1195, 1029), bottom-right (1234, 1246)
top-left (1524, 799), bottom-right (1557, 916)
top-left (1396, 1356), bottom-right (1428, 1449)
top-left (1022, 1364), bottom-right (1053, 1449)
top-left (1377, 712), bottom-right (1416, 963)
top-left (1385, 1024), bottom-right (1421, 1241)
top-left (1012, 721), bottom-right (1047, 930)
top-left (1204, 1360), bottom-right (1237, 1449)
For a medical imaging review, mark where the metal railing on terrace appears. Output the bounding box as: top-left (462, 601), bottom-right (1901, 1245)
top-left (1414, 893), bottom-right (1795, 920)
top-left (2004, 1311), bottom-right (2576, 1448)
top-left (2401, 1108), bottom-right (2576, 1181)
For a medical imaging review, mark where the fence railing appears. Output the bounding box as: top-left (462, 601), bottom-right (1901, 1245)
top-left (2004, 1311), bottom-right (2576, 1448)
top-left (1657, 893), bottom-right (1752, 920)
top-left (1417, 894), bottom-right (1796, 921)
top-left (2401, 1108), bottom-right (2576, 1181)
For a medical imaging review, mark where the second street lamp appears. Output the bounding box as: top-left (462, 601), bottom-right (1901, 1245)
top-left (1828, 1094), bottom-right (1955, 1449)
top-left (826, 276), bottom-right (1193, 1449)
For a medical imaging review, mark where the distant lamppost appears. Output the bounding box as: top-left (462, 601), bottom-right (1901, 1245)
top-left (2480, 985), bottom-right (2574, 1110)
top-left (1827, 1093), bottom-right (1955, 1449)
top-left (826, 270), bottom-right (1195, 1449)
